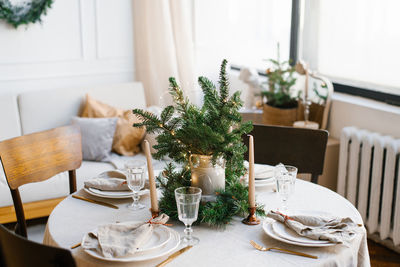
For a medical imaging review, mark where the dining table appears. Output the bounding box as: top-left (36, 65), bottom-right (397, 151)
top-left (43, 179), bottom-right (371, 267)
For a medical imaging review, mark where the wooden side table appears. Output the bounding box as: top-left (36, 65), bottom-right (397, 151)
top-left (241, 111), bottom-right (339, 191)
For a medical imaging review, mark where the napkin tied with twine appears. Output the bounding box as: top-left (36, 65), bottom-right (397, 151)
top-left (84, 177), bottom-right (129, 191)
top-left (267, 210), bottom-right (361, 244)
top-left (82, 214), bottom-right (169, 258)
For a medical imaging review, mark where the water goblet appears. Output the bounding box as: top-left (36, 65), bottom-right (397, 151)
top-left (275, 164), bottom-right (297, 212)
top-left (125, 160), bottom-right (146, 210)
top-left (175, 187), bottom-right (202, 246)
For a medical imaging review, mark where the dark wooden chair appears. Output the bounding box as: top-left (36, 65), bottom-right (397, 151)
top-left (0, 224), bottom-right (76, 267)
top-left (243, 124), bottom-right (329, 184)
top-left (0, 125), bottom-right (82, 238)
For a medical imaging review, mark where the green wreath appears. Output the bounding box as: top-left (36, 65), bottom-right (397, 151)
top-left (0, 0), bottom-right (53, 28)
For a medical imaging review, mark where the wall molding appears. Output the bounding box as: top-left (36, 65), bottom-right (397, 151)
top-left (0, 0), bottom-right (135, 93)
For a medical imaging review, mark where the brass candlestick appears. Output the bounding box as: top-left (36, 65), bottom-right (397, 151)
top-left (242, 207), bottom-right (260, 225)
top-left (151, 209), bottom-right (160, 218)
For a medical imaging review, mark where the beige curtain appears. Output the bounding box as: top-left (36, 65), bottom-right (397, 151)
top-left (133, 0), bottom-right (197, 107)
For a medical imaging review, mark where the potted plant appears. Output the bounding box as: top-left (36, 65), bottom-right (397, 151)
top-left (261, 46), bottom-right (299, 126)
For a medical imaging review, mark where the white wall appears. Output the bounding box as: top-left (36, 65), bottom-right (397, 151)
top-left (0, 0), bottom-right (134, 95)
top-left (328, 93), bottom-right (400, 139)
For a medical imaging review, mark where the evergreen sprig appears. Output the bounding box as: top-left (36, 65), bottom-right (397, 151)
top-left (133, 59), bottom-right (265, 227)
top-left (262, 44), bottom-right (298, 109)
top-left (0, 0), bottom-right (53, 28)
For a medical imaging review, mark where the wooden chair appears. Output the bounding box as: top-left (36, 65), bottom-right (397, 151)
top-left (0, 125), bottom-right (82, 238)
top-left (0, 224), bottom-right (76, 267)
top-left (243, 124), bottom-right (328, 184)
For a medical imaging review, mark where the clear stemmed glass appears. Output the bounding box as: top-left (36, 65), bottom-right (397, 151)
top-left (275, 165), bottom-right (298, 212)
top-left (124, 160), bottom-right (146, 210)
top-left (175, 187), bottom-right (202, 246)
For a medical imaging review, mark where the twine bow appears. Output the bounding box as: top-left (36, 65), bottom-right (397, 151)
top-left (147, 215), bottom-right (172, 226)
top-left (276, 211), bottom-right (294, 223)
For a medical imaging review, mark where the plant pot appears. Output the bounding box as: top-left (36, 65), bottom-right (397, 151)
top-left (189, 154), bottom-right (225, 196)
top-left (262, 103), bottom-right (298, 126)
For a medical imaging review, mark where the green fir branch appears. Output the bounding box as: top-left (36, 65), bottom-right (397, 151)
top-left (133, 59), bottom-right (263, 227)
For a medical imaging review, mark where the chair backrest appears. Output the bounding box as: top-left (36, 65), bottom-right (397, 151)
top-left (243, 124), bottom-right (328, 184)
top-left (0, 224), bottom-right (76, 267)
top-left (0, 125), bottom-right (82, 237)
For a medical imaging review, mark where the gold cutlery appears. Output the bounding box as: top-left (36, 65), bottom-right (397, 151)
top-left (72, 195), bottom-right (119, 209)
top-left (250, 240), bottom-right (318, 259)
top-left (70, 242), bottom-right (81, 249)
top-left (156, 246), bottom-right (193, 267)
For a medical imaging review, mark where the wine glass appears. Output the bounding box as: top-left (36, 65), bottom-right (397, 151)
top-left (175, 187), bottom-right (202, 246)
top-left (275, 164), bottom-right (297, 212)
top-left (124, 160), bottom-right (146, 210)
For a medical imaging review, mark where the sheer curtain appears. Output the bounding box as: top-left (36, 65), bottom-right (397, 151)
top-left (133, 0), bottom-right (196, 106)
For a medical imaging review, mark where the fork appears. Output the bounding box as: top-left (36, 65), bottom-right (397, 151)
top-left (250, 240), bottom-right (318, 259)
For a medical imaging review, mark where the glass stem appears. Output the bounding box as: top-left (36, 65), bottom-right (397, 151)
top-left (304, 102), bottom-right (310, 123)
top-left (282, 198), bottom-right (288, 212)
top-left (133, 192), bottom-right (139, 206)
top-left (184, 225), bottom-right (193, 241)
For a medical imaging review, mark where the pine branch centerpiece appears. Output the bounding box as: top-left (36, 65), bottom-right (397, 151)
top-left (133, 60), bottom-right (265, 227)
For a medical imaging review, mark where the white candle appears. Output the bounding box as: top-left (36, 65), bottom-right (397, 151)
top-left (248, 135), bottom-right (256, 207)
top-left (143, 140), bottom-right (159, 212)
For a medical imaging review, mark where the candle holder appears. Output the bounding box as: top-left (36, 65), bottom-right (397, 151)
top-left (150, 209), bottom-right (160, 218)
top-left (242, 207), bottom-right (260, 225)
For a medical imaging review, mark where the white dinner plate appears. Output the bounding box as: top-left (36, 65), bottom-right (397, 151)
top-left (244, 162), bottom-right (275, 180)
top-left (263, 221), bottom-right (336, 247)
top-left (83, 225), bottom-right (180, 262)
top-left (271, 221), bottom-right (330, 245)
top-left (84, 187), bottom-right (149, 199)
top-left (255, 178), bottom-right (275, 185)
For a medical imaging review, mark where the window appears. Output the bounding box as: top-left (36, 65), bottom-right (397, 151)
top-left (194, 0), bottom-right (292, 81)
top-left (301, 0), bottom-right (400, 96)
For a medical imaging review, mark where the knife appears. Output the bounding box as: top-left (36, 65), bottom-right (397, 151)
top-left (72, 195), bottom-right (119, 209)
top-left (156, 246), bottom-right (193, 267)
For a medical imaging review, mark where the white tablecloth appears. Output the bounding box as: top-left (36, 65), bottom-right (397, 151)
top-left (43, 179), bottom-right (370, 267)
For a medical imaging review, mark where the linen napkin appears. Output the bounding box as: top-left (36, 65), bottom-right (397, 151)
top-left (84, 177), bottom-right (129, 191)
top-left (82, 214), bottom-right (170, 258)
top-left (267, 210), bottom-right (360, 243)
top-left (84, 170), bottom-right (130, 191)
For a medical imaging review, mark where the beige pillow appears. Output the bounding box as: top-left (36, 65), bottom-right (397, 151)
top-left (81, 94), bottom-right (145, 156)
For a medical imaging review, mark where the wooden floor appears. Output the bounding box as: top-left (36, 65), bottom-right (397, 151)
top-left (368, 239), bottom-right (400, 267)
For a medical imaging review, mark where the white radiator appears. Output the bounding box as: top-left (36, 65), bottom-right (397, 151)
top-left (337, 126), bottom-right (400, 246)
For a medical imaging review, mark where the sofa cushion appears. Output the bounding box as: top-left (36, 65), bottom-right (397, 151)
top-left (81, 95), bottom-right (146, 156)
top-left (71, 117), bottom-right (118, 162)
top-left (18, 82), bottom-right (146, 135)
top-left (0, 93), bottom-right (22, 141)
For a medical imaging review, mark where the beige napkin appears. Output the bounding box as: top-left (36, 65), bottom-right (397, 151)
top-left (267, 210), bottom-right (360, 243)
top-left (82, 214), bottom-right (169, 258)
top-left (84, 177), bottom-right (129, 191)
top-left (84, 170), bottom-right (129, 191)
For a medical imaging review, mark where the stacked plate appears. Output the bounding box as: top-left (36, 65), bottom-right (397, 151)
top-left (244, 163), bottom-right (275, 189)
top-left (82, 224), bottom-right (181, 262)
top-left (263, 220), bottom-right (335, 247)
top-left (84, 187), bottom-right (149, 199)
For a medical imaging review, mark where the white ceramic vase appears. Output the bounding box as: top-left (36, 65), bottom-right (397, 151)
top-left (189, 154), bottom-right (225, 196)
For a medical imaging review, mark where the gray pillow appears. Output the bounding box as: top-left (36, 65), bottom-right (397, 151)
top-left (71, 117), bottom-right (118, 162)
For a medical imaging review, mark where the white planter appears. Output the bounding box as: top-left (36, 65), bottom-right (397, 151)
top-left (189, 154), bottom-right (225, 196)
